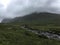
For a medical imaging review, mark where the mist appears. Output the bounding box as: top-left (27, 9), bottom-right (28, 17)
top-left (0, 0), bottom-right (60, 22)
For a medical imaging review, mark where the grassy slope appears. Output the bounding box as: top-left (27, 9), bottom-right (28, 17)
top-left (0, 23), bottom-right (60, 45)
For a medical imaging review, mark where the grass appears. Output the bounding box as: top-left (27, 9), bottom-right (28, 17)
top-left (0, 23), bottom-right (60, 45)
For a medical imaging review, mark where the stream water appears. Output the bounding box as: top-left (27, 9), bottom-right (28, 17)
top-left (21, 26), bottom-right (60, 41)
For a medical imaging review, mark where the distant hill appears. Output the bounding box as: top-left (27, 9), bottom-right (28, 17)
top-left (1, 18), bottom-right (13, 23)
top-left (1, 12), bottom-right (60, 26)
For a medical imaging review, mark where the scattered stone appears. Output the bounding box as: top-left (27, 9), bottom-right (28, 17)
top-left (21, 25), bottom-right (60, 41)
top-left (8, 27), bottom-right (12, 29)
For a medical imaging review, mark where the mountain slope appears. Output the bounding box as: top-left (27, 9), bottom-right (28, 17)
top-left (2, 18), bottom-right (13, 23)
top-left (2, 12), bottom-right (60, 25)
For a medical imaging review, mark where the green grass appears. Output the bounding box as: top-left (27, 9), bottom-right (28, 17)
top-left (0, 23), bottom-right (60, 45)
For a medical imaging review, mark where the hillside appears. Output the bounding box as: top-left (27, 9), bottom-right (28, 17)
top-left (2, 18), bottom-right (13, 23)
top-left (2, 12), bottom-right (60, 26)
top-left (1, 12), bottom-right (60, 45)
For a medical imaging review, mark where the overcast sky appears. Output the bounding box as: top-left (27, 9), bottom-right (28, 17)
top-left (0, 0), bottom-right (60, 22)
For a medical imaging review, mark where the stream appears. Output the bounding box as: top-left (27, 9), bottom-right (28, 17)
top-left (21, 25), bottom-right (60, 41)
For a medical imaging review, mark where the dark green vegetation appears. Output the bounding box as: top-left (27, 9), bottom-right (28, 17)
top-left (1, 12), bottom-right (60, 45)
top-left (2, 12), bottom-right (60, 26)
top-left (0, 23), bottom-right (60, 45)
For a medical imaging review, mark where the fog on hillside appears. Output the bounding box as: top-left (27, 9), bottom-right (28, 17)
top-left (0, 0), bottom-right (60, 22)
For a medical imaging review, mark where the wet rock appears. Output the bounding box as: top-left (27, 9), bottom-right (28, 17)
top-left (21, 25), bottom-right (60, 41)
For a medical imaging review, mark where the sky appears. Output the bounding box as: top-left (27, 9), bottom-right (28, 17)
top-left (0, 0), bottom-right (60, 22)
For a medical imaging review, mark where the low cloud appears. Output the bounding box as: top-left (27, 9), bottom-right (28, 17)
top-left (0, 0), bottom-right (60, 22)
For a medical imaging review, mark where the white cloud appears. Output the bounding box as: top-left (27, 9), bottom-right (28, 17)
top-left (7, 0), bottom-right (60, 16)
top-left (6, 0), bottom-right (49, 17)
top-left (0, 0), bottom-right (60, 22)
